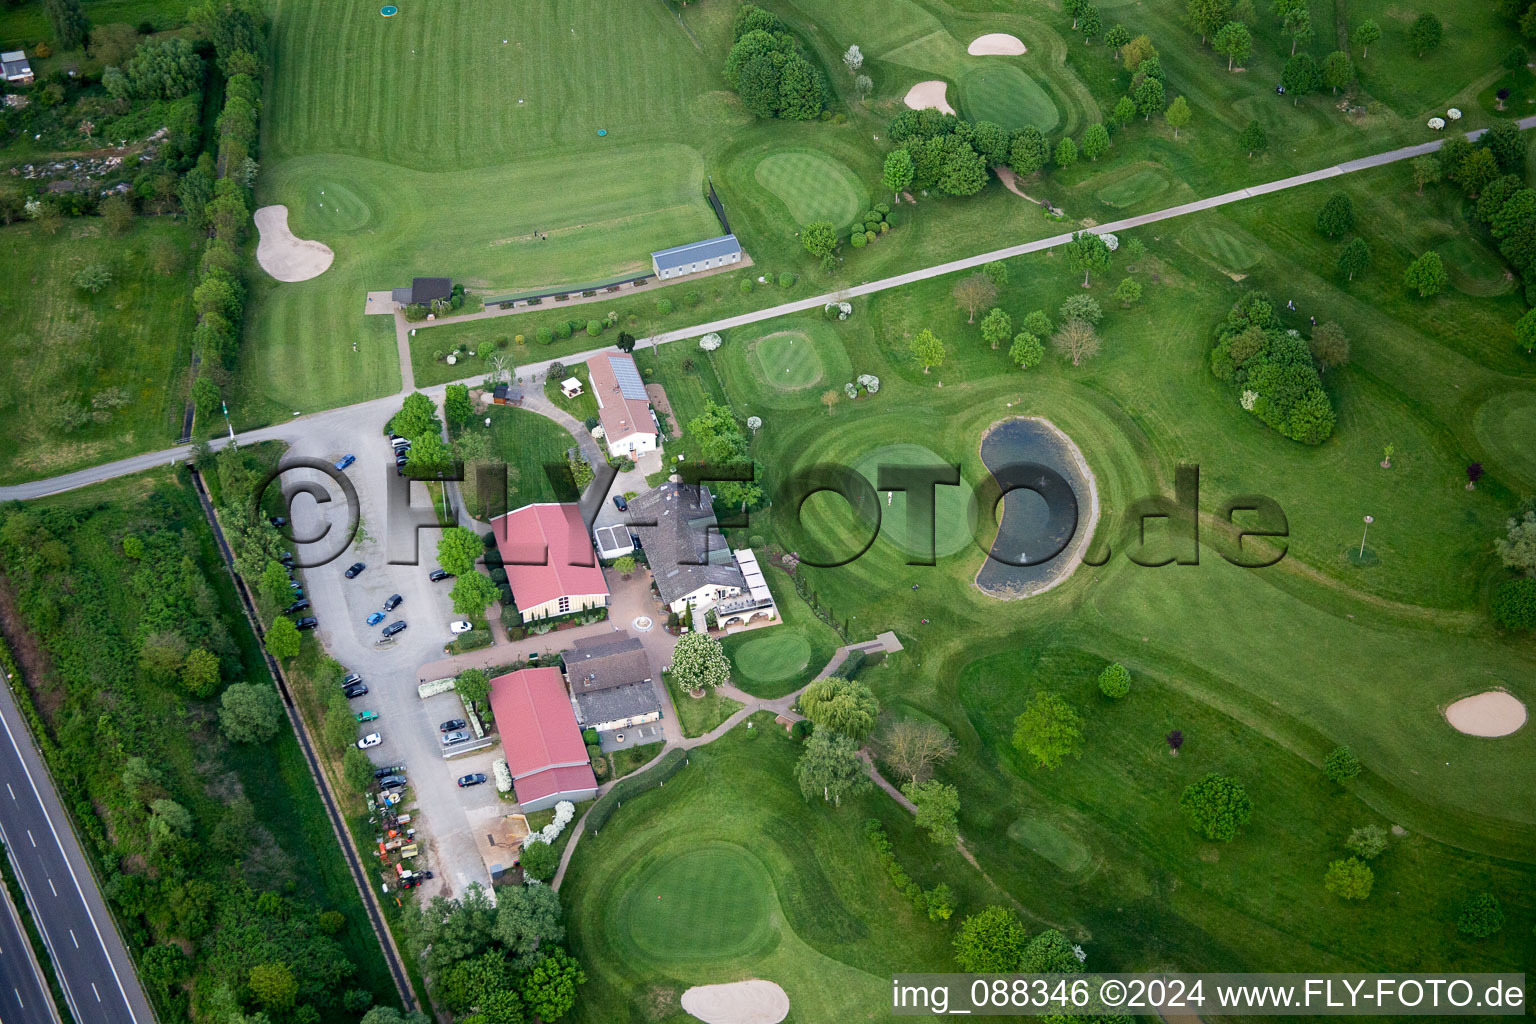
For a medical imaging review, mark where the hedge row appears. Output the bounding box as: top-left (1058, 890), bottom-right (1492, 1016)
top-left (584, 747), bottom-right (688, 832)
top-left (865, 819), bottom-right (954, 921)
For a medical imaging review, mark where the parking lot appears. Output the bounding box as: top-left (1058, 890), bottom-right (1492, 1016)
top-left (282, 412), bottom-right (504, 898)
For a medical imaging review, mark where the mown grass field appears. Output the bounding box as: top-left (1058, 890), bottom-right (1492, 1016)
top-left (0, 219), bottom-right (196, 484)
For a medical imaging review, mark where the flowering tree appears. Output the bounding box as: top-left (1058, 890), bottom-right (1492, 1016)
top-left (746, 415), bottom-right (762, 433)
top-left (857, 373), bottom-right (880, 393)
top-left (700, 333), bottom-right (722, 352)
top-left (670, 631), bottom-right (731, 693)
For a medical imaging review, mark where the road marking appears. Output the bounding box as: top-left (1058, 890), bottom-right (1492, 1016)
top-left (47, 878), bottom-right (56, 897)
top-left (5, 783), bottom-right (13, 800)
top-left (91, 982), bottom-right (100, 1002)
top-left (70, 930), bottom-right (77, 948)
top-left (25, 831), bottom-right (33, 848)
top-left (13, 987), bottom-right (21, 1007)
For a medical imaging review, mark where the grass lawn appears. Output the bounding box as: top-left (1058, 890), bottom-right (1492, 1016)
top-left (610, 740), bottom-right (665, 779)
top-left (723, 564), bottom-right (843, 699)
top-left (958, 65), bottom-right (1059, 131)
top-left (561, 716), bottom-right (978, 1024)
top-left (753, 150), bottom-right (867, 229)
top-left (0, 218), bottom-right (196, 484)
top-left (713, 316), bottom-right (856, 412)
top-left (749, 330), bottom-right (826, 391)
top-left (662, 671), bottom-right (743, 738)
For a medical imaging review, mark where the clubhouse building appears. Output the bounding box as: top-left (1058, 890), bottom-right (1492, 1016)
top-left (586, 352), bottom-right (658, 458)
top-left (488, 667), bottom-right (599, 811)
top-left (491, 503), bottom-right (609, 622)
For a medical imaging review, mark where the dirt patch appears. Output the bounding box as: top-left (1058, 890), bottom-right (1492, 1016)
top-left (0, 572), bottom-right (62, 723)
top-left (993, 165), bottom-right (1065, 216)
top-left (903, 80), bottom-right (955, 116)
top-left (681, 980), bottom-right (789, 1024)
top-left (968, 32), bottom-right (1027, 55)
top-left (254, 205), bottom-right (334, 282)
top-left (1444, 689), bottom-right (1527, 737)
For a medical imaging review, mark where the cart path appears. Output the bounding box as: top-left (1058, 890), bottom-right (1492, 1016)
top-left (2, 117), bottom-right (1531, 506)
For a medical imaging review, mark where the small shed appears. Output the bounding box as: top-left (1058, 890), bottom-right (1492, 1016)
top-left (1, 51), bottom-right (34, 85)
top-left (492, 383), bottom-right (509, 405)
top-left (560, 376), bottom-right (584, 399)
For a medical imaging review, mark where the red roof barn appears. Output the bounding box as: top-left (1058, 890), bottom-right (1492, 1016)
top-left (488, 666), bottom-right (598, 811)
top-left (491, 503), bottom-right (609, 622)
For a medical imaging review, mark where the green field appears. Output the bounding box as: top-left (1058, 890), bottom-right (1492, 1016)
top-left (753, 150), bottom-right (866, 228)
top-left (454, 404), bottom-right (581, 518)
top-left (0, 219), bottom-right (195, 484)
top-left (959, 65), bottom-right (1059, 131)
top-left (749, 331), bottom-right (826, 391)
top-left (621, 843), bottom-right (776, 961)
top-left (722, 563), bottom-right (844, 699)
top-left (728, 633), bottom-right (812, 683)
top-left (1095, 167), bottom-right (1173, 208)
top-left (1183, 221), bottom-right (1263, 273)
top-left (1473, 390), bottom-right (1536, 488)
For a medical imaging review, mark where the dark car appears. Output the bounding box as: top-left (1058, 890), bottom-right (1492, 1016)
top-left (294, 616), bottom-right (319, 630)
top-left (612, 494), bottom-right (628, 511)
top-left (439, 718), bottom-right (467, 732)
top-left (428, 568), bottom-right (451, 582)
top-left (290, 579), bottom-right (303, 591)
top-left (343, 672), bottom-right (362, 686)
top-left (383, 593), bottom-right (403, 612)
top-left (285, 598), bottom-right (310, 614)
top-left (344, 562), bottom-right (366, 579)
top-left (280, 551), bottom-right (295, 566)
top-left (377, 774), bottom-right (407, 790)
top-left (269, 515), bottom-right (288, 528)
top-left (343, 683), bottom-right (369, 698)
top-left (381, 620), bottom-right (408, 638)
top-left (457, 773), bottom-right (487, 788)
top-left (373, 765), bottom-right (405, 779)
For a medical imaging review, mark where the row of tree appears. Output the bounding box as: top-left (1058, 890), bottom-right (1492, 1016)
top-left (723, 3), bottom-right (828, 121)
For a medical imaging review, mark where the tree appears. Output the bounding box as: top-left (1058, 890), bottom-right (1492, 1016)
top-left (670, 631), bottom-right (731, 693)
top-left (1012, 691), bottom-right (1084, 769)
top-left (101, 193), bottom-right (135, 234)
top-left (44, 0), bottom-right (89, 50)
top-left (795, 730), bottom-right (870, 805)
top-left (1309, 321), bottom-right (1350, 372)
top-left (1179, 773), bottom-right (1252, 841)
top-left (1066, 232), bottom-right (1111, 287)
top-left (1457, 893), bottom-right (1505, 937)
top-left (1316, 193), bottom-right (1354, 237)
top-left (1079, 4), bottom-right (1101, 39)
top-left (1010, 332), bottom-right (1045, 368)
top-left (979, 307), bottom-right (1012, 349)
top-left (1098, 662), bottom-right (1131, 698)
top-left (1114, 277), bottom-right (1143, 308)
top-left (494, 883), bottom-right (565, 971)
top-left (444, 383), bottom-right (473, 427)
top-left (192, 375), bottom-right (221, 425)
top-left (437, 527), bottom-right (483, 577)
top-left (903, 779), bottom-right (960, 845)
top-left (219, 682), bottom-right (282, 743)
top-left (1186, 0), bottom-right (1232, 43)
top-left (982, 260), bottom-right (1009, 288)
top-left (1121, 33), bottom-right (1157, 71)
top-left (1009, 126), bottom-right (1050, 176)
top-left (73, 264), bottom-right (112, 294)
top-left (343, 746), bottom-right (376, 793)
top-left (842, 43), bottom-right (863, 74)
top-left (953, 906), bottom-right (1027, 972)
top-left (854, 73), bottom-right (873, 97)
top-left (521, 949), bottom-right (585, 1021)
top-left (1321, 50), bottom-right (1353, 92)
top-left (1059, 294), bottom-right (1103, 325)
top-left (1054, 136), bottom-right (1078, 168)
top-left (1324, 857), bottom-right (1374, 900)
top-left (1239, 118), bottom-right (1267, 156)
top-left (1493, 577), bottom-right (1536, 629)
top-left (1483, 120), bottom-right (1528, 175)
top-left (1281, 53), bottom-right (1320, 103)
top-left (181, 647), bottom-right (221, 698)
top-left (882, 149), bottom-right (914, 201)
top-left (1282, 3), bottom-right (1311, 54)
top-left (1021, 928), bottom-right (1083, 972)
top-left (800, 677), bottom-right (880, 739)
top-left (519, 838), bottom-right (559, 881)
top-left (1411, 155), bottom-right (1441, 195)
top-left (1352, 18), bottom-right (1380, 57)
top-left (820, 388), bottom-right (839, 416)
top-left (1345, 824), bottom-right (1388, 859)
top-left (909, 329), bottom-right (946, 373)
top-left (951, 273), bottom-right (997, 323)
top-left (1409, 12), bottom-right (1441, 56)
top-left (1403, 250), bottom-right (1447, 297)
top-left (391, 391), bottom-right (438, 439)
top-left (405, 433), bottom-right (453, 476)
top-left (1323, 745), bottom-right (1361, 782)
top-left (125, 37), bottom-right (204, 99)
top-left (1134, 76), bottom-right (1167, 119)
top-left (1165, 95), bottom-right (1192, 137)
top-left (1105, 23), bottom-right (1131, 57)
top-left (882, 719), bottom-right (955, 784)
top-left (264, 616), bottom-right (301, 660)
top-left (1496, 505), bottom-right (1536, 575)
top-left (1053, 319), bottom-right (1101, 366)
top-left (615, 331), bottom-right (636, 353)
top-left (802, 220), bottom-right (838, 260)
top-left (1336, 237), bottom-right (1370, 280)
top-left (1110, 95), bottom-right (1137, 128)
top-left (362, 1010), bottom-right (430, 1024)
top-left (1081, 123), bottom-right (1110, 161)
top-left (451, 571), bottom-right (500, 617)
top-left (1452, 149), bottom-right (1499, 197)
top-left (248, 963), bottom-right (298, 1010)
top-left (1214, 20), bottom-right (1252, 69)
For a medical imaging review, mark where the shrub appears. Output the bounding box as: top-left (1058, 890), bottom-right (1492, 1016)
top-left (1457, 892), bottom-right (1505, 937)
top-left (1345, 825), bottom-right (1388, 860)
top-left (1098, 662), bottom-right (1130, 698)
top-left (554, 320), bottom-right (573, 339)
top-left (684, 290), bottom-right (700, 307)
top-left (1491, 578), bottom-right (1536, 629)
top-left (536, 326), bottom-right (554, 344)
top-left (1179, 773), bottom-right (1252, 841)
top-left (778, 272), bottom-right (796, 288)
top-left (850, 232), bottom-right (867, 248)
top-left (519, 837), bottom-right (559, 880)
top-left (1323, 745), bottom-right (1360, 783)
top-left (1323, 857), bottom-right (1374, 900)
top-left (740, 278), bottom-right (753, 294)
top-left (657, 298), bottom-right (674, 315)
top-left (586, 319), bottom-right (603, 337)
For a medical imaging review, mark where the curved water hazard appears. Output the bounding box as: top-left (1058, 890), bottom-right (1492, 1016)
top-left (974, 417), bottom-right (1099, 599)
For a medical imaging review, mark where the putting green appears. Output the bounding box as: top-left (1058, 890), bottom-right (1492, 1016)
top-left (855, 443), bottom-right (978, 560)
top-left (959, 66), bottom-right (1059, 131)
top-left (300, 179), bottom-right (374, 234)
top-left (750, 331), bottom-right (826, 391)
top-left (1007, 817), bottom-right (1093, 877)
top-left (1184, 222), bottom-right (1261, 271)
top-left (622, 843), bottom-right (776, 961)
top-left (1474, 391), bottom-right (1536, 487)
top-left (731, 633), bottom-right (813, 683)
top-left (1096, 169), bottom-right (1170, 208)
top-left (754, 151), bottom-right (866, 228)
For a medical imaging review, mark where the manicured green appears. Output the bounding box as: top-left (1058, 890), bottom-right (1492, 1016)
top-left (959, 66), bottom-right (1059, 131)
top-left (1094, 167), bottom-right (1172, 208)
top-left (1473, 390), bottom-right (1536, 488)
top-left (729, 632), bottom-right (812, 683)
top-left (620, 843), bottom-right (775, 960)
top-left (721, 562), bottom-right (844, 699)
top-left (748, 330), bottom-right (826, 391)
top-left (753, 150), bottom-right (866, 228)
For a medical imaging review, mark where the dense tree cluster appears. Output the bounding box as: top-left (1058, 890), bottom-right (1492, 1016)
top-left (723, 4), bottom-right (828, 120)
top-left (1179, 773), bottom-right (1252, 841)
top-left (1208, 292), bottom-right (1337, 445)
top-left (686, 399), bottom-right (764, 509)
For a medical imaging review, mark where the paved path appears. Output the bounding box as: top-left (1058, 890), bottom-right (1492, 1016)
top-left (4, 118), bottom-right (1533, 506)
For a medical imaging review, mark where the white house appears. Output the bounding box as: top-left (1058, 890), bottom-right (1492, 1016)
top-left (2, 51), bottom-right (34, 85)
top-left (650, 234), bottom-right (742, 280)
top-left (586, 352), bottom-right (657, 458)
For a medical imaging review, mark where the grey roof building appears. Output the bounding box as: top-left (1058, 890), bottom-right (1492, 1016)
top-left (572, 682), bottom-right (663, 733)
top-left (650, 234), bottom-right (742, 280)
top-left (1, 51), bottom-right (33, 84)
top-left (627, 483), bottom-right (746, 605)
top-left (561, 632), bottom-right (651, 691)
top-left (391, 276), bottom-right (453, 306)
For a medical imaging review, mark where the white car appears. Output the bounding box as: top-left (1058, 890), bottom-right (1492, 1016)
top-left (449, 620), bottom-right (474, 634)
top-left (357, 732), bottom-right (382, 749)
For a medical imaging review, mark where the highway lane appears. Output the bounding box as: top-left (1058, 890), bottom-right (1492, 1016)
top-left (0, 675), bottom-right (153, 1024)
top-left (0, 858), bottom-right (57, 1024)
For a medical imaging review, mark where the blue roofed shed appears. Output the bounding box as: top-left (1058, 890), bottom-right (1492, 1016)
top-left (650, 234), bottom-right (742, 280)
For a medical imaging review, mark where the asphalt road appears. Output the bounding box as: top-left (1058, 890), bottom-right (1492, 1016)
top-left (0, 678), bottom-right (152, 1024)
top-left (0, 860), bottom-right (56, 1024)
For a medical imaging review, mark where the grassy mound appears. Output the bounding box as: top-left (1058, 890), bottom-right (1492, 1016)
top-left (1095, 168), bottom-right (1171, 208)
top-left (1475, 390), bottom-right (1536, 487)
top-left (959, 65), bottom-right (1059, 131)
top-left (754, 150), bottom-right (866, 228)
top-left (1441, 235), bottom-right (1514, 297)
top-left (622, 843), bottom-right (777, 961)
top-left (750, 331), bottom-right (827, 391)
top-left (1007, 817), bottom-right (1094, 876)
top-left (1184, 221), bottom-right (1262, 271)
top-left (730, 633), bottom-right (813, 684)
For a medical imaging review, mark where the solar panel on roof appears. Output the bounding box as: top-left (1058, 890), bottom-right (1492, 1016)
top-left (608, 356), bottom-right (649, 401)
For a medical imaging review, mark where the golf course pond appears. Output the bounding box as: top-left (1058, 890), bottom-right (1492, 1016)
top-left (974, 417), bottom-right (1098, 599)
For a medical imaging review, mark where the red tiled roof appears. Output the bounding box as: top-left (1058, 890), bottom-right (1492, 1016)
top-left (489, 667), bottom-right (596, 801)
top-left (492, 503), bottom-right (608, 612)
top-left (585, 353), bottom-right (654, 443)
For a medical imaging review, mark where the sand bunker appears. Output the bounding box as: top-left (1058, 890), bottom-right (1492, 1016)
top-left (681, 980), bottom-right (789, 1024)
top-left (903, 80), bottom-right (955, 116)
top-left (969, 33), bottom-right (1026, 55)
top-left (254, 205), bottom-right (334, 282)
top-left (1444, 690), bottom-right (1527, 737)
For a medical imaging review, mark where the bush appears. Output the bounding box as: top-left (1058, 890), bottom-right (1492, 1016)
top-left (1457, 892), bottom-right (1505, 936)
top-left (586, 319), bottom-right (603, 337)
top-left (519, 837), bottom-right (559, 880)
top-left (1179, 773), bottom-right (1252, 842)
top-left (1098, 662), bottom-right (1130, 698)
top-left (657, 298), bottom-right (674, 315)
top-left (1491, 577), bottom-right (1536, 629)
top-left (536, 326), bottom-right (554, 345)
top-left (1323, 745), bottom-right (1360, 783)
top-left (684, 290), bottom-right (700, 307)
top-left (554, 320), bottom-right (573, 339)
top-left (778, 272), bottom-right (797, 288)
top-left (1345, 825), bottom-right (1388, 860)
top-left (740, 278), bottom-right (753, 294)
top-left (850, 232), bottom-right (867, 248)
top-left (1323, 857), bottom-right (1374, 900)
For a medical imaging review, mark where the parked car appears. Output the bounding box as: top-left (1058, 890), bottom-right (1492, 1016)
top-left (294, 616), bottom-right (319, 631)
top-left (612, 494), bottom-right (628, 511)
top-left (428, 568), bottom-right (451, 582)
top-left (335, 454), bottom-right (356, 471)
top-left (345, 562), bottom-right (366, 579)
top-left (373, 764), bottom-right (405, 779)
top-left (377, 774), bottom-right (407, 790)
top-left (449, 620), bottom-right (474, 634)
top-left (441, 730), bottom-right (468, 746)
top-left (457, 773), bottom-right (487, 787)
top-left (290, 579), bottom-right (303, 592)
top-left (366, 611), bottom-right (385, 626)
top-left (383, 593), bottom-right (403, 611)
top-left (269, 515), bottom-right (288, 528)
top-left (355, 710), bottom-right (378, 723)
top-left (343, 672), bottom-right (362, 686)
top-left (382, 620), bottom-right (408, 638)
top-left (280, 551), bottom-right (295, 565)
top-left (286, 599), bottom-right (310, 615)
top-left (357, 732), bottom-right (382, 749)
top-left (439, 718), bottom-right (466, 732)
top-left (343, 683), bottom-right (369, 699)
